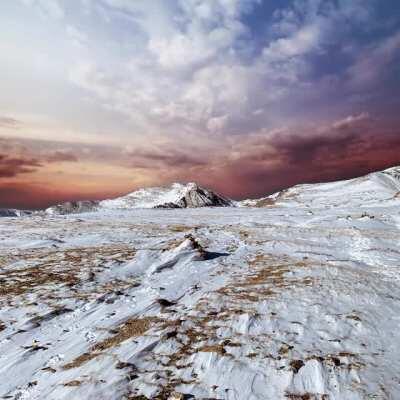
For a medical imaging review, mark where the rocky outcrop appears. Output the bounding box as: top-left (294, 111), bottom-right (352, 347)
top-left (46, 200), bottom-right (99, 215)
top-left (100, 182), bottom-right (234, 210)
top-left (0, 209), bottom-right (32, 217)
top-left (157, 183), bottom-right (233, 208)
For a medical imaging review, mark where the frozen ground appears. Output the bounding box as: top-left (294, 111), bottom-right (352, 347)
top-left (1, 172), bottom-right (400, 399)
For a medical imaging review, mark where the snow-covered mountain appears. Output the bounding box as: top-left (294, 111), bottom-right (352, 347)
top-left (24, 166), bottom-right (400, 215)
top-left (239, 166), bottom-right (400, 208)
top-left (101, 182), bottom-right (233, 209)
top-left (46, 182), bottom-right (233, 214)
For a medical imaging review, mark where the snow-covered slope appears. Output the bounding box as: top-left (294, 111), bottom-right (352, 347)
top-left (100, 182), bottom-right (233, 210)
top-left (240, 166), bottom-right (400, 208)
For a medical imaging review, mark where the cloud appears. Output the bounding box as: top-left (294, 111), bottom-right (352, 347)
top-left (124, 145), bottom-right (208, 169)
top-left (0, 154), bottom-right (42, 178)
top-left (347, 31), bottom-right (400, 88)
top-left (108, 115), bottom-right (400, 199)
top-left (1, 117), bottom-right (399, 207)
top-left (0, 139), bottom-right (79, 179)
top-left (65, 0), bottom-right (391, 139)
top-left (66, 25), bottom-right (88, 47)
top-left (332, 112), bottom-right (370, 130)
top-left (214, 130), bottom-right (400, 198)
top-left (20, 0), bottom-right (65, 19)
top-left (45, 150), bottom-right (78, 163)
top-left (207, 115), bottom-right (229, 133)
top-left (0, 116), bottom-right (20, 128)
top-left (262, 22), bottom-right (323, 62)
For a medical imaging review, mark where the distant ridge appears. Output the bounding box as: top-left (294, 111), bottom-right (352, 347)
top-left (3, 166), bottom-right (400, 217)
top-left (238, 166), bottom-right (400, 208)
top-left (45, 182), bottom-right (233, 215)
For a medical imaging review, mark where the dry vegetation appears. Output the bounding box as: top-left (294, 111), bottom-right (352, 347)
top-left (0, 245), bottom-right (137, 301)
top-left (63, 317), bottom-right (157, 369)
top-left (215, 254), bottom-right (314, 305)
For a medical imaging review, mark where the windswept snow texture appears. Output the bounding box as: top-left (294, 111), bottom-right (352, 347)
top-left (1, 170), bottom-right (400, 399)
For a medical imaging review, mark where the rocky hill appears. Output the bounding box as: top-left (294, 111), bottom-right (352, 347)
top-left (46, 183), bottom-right (233, 214)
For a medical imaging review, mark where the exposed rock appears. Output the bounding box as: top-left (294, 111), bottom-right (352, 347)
top-left (0, 209), bottom-right (32, 218)
top-left (46, 200), bottom-right (99, 215)
top-left (172, 183), bottom-right (232, 208)
top-left (105, 182), bottom-right (234, 209)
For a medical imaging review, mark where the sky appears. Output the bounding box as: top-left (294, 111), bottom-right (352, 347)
top-left (1, 0), bottom-right (400, 209)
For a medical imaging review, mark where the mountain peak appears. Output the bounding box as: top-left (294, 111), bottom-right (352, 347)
top-left (99, 181), bottom-right (233, 210)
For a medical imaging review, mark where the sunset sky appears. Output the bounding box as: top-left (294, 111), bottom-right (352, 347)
top-left (1, 0), bottom-right (400, 209)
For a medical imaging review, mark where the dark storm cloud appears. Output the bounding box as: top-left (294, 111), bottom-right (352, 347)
top-left (0, 154), bottom-right (42, 178)
top-left (0, 139), bottom-right (80, 179)
top-left (271, 131), bottom-right (358, 164)
top-left (212, 129), bottom-right (400, 199)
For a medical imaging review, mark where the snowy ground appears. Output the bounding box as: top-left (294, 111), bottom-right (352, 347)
top-left (1, 195), bottom-right (400, 399)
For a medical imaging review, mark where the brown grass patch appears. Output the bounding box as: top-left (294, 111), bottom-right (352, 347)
top-left (216, 255), bottom-right (314, 305)
top-left (63, 317), bottom-right (156, 369)
top-left (197, 344), bottom-right (227, 355)
top-left (255, 198), bottom-right (276, 207)
top-left (290, 359), bottom-right (305, 373)
top-left (0, 265), bottom-right (79, 297)
top-left (255, 188), bottom-right (298, 207)
top-left (168, 225), bottom-right (192, 232)
top-left (0, 245), bottom-right (137, 300)
top-left (346, 315), bottom-right (361, 322)
top-left (63, 380), bottom-right (82, 387)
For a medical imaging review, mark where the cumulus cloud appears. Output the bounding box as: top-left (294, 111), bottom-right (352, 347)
top-left (64, 0), bottom-right (396, 140)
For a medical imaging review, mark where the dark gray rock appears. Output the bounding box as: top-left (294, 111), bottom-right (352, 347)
top-left (46, 200), bottom-right (99, 215)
